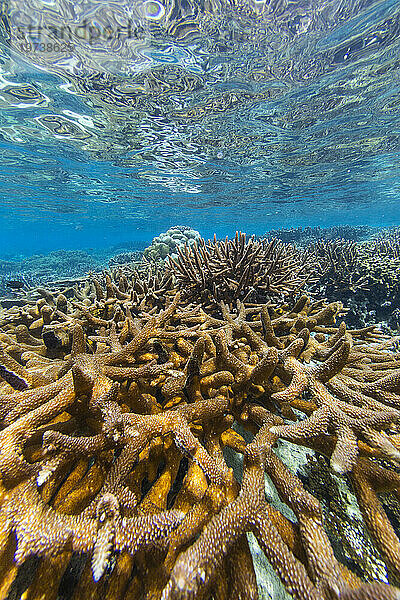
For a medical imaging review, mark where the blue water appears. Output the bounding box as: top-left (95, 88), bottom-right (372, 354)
top-left (0, 0), bottom-right (400, 257)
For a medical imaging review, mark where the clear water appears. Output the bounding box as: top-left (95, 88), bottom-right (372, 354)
top-left (0, 0), bottom-right (400, 257)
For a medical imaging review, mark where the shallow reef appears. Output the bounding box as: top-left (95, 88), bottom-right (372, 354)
top-left (306, 229), bottom-right (400, 327)
top-left (0, 246), bottom-right (145, 298)
top-left (108, 252), bottom-right (144, 268)
top-left (0, 234), bottom-right (400, 599)
top-left (3, 227), bottom-right (400, 329)
top-left (0, 250), bottom-right (103, 298)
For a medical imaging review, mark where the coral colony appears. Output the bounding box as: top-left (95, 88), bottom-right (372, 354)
top-left (0, 232), bottom-right (400, 599)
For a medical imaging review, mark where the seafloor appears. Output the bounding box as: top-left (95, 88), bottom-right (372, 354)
top-left (0, 226), bottom-right (400, 600)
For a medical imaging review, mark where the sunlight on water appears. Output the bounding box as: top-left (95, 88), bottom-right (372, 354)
top-left (0, 0), bottom-right (399, 254)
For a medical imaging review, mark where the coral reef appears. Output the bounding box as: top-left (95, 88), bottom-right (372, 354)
top-left (308, 239), bottom-right (368, 296)
top-left (108, 251), bottom-right (143, 267)
top-left (3, 225), bottom-right (400, 330)
top-left (144, 226), bottom-right (201, 262)
top-left (0, 246), bottom-right (146, 298)
top-left (262, 226), bottom-right (375, 245)
top-left (359, 231), bottom-right (400, 306)
top-left (19, 249), bottom-right (101, 279)
top-left (0, 261), bottom-right (399, 600)
top-left (0, 250), bottom-right (103, 297)
top-left (369, 228), bottom-right (400, 256)
top-left (0, 260), bottom-right (20, 279)
top-left (0, 274), bottom-right (37, 299)
top-left (167, 231), bottom-right (316, 309)
top-left (307, 232), bottom-right (400, 327)
top-left (109, 241), bottom-right (149, 253)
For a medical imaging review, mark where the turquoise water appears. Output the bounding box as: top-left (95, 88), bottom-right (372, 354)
top-left (0, 0), bottom-right (400, 256)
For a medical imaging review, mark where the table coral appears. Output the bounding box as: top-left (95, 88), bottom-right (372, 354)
top-left (0, 272), bottom-right (399, 600)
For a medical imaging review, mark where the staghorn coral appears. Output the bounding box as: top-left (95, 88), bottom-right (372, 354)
top-left (368, 228), bottom-right (400, 258)
top-left (308, 239), bottom-right (368, 296)
top-left (0, 272), bottom-right (399, 599)
top-left (6, 225), bottom-right (400, 328)
top-left (358, 235), bottom-right (400, 318)
top-left (302, 231), bottom-right (400, 326)
top-left (167, 231), bottom-right (316, 309)
top-left (299, 453), bottom-right (389, 585)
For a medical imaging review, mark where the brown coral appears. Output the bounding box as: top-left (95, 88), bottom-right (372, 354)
top-left (167, 231), bottom-right (316, 309)
top-left (309, 238), bottom-right (369, 294)
top-left (0, 271), bottom-right (399, 600)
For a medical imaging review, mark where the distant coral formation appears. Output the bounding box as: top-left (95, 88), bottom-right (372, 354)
top-left (3, 226), bottom-right (400, 329)
top-left (0, 247), bottom-right (145, 298)
top-left (263, 225), bottom-right (375, 245)
top-left (0, 250), bottom-right (102, 297)
top-left (0, 243), bottom-right (400, 599)
top-left (108, 251), bottom-right (143, 267)
top-left (304, 230), bottom-right (400, 326)
top-left (144, 226), bottom-right (201, 262)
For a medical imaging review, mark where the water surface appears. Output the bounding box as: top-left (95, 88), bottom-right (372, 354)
top-left (0, 0), bottom-right (400, 255)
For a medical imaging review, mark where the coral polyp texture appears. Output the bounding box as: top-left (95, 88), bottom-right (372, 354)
top-left (0, 254), bottom-right (400, 599)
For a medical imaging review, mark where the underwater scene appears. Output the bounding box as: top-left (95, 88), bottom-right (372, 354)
top-left (1, 0), bottom-right (400, 599)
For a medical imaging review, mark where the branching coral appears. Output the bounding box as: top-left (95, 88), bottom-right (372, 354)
top-left (367, 229), bottom-right (400, 258)
top-left (167, 231), bottom-right (316, 309)
top-left (358, 235), bottom-right (400, 312)
top-left (108, 251), bottom-right (143, 267)
top-left (304, 232), bottom-right (400, 326)
top-left (309, 239), bottom-right (368, 295)
top-left (0, 271), bottom-right (400, 599)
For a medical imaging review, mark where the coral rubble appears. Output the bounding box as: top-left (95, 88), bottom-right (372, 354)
top-left (0, 240), bottom-right (399, 599)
